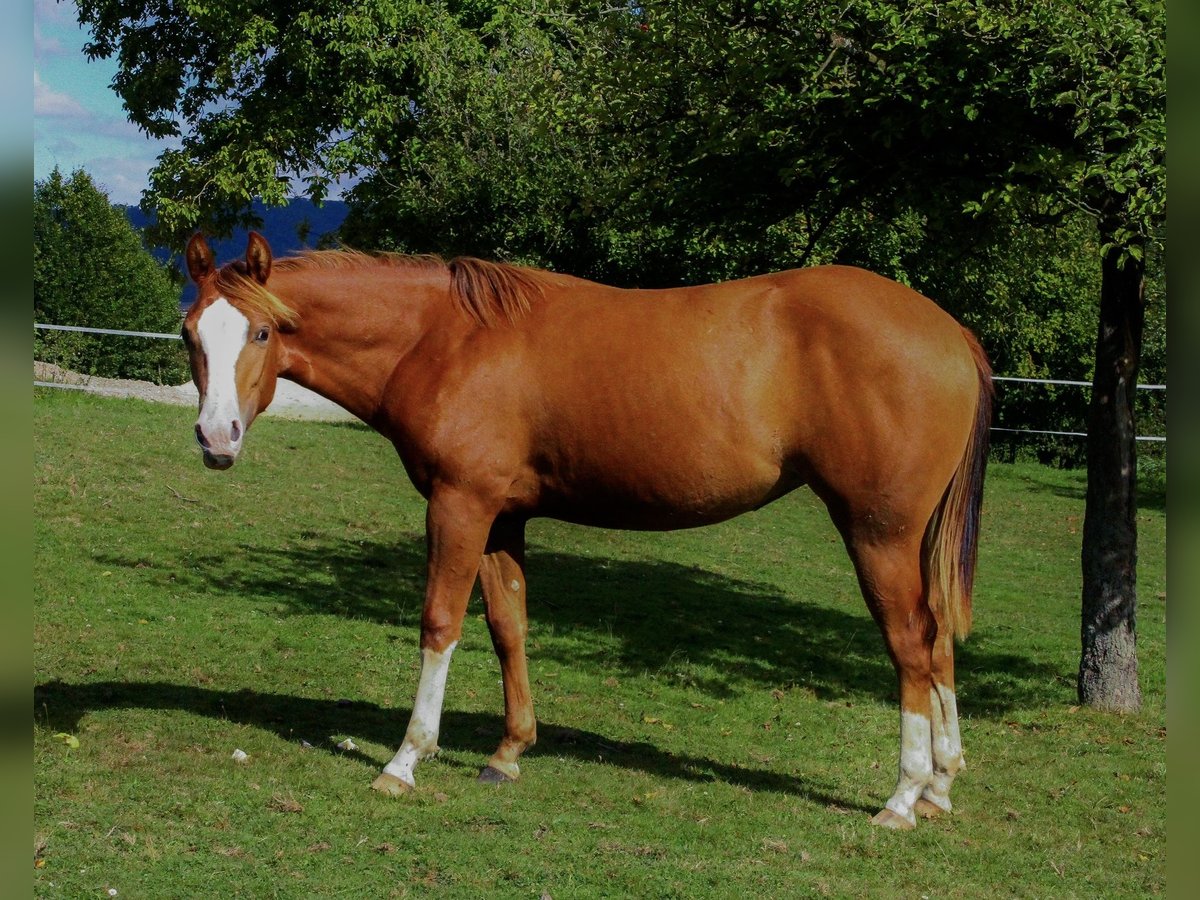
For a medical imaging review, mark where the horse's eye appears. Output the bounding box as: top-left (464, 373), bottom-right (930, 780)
top-left (255, 327), bottom-right (270, 343)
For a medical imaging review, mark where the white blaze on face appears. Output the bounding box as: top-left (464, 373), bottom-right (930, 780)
top-left (196, 298), bottom-right (250, 452)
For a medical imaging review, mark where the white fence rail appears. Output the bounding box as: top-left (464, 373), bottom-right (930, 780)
top-left (34, 323), bottom-right (1167, 443)
top-left (988, 375), bottom-right (1166, 443)
top-left (992, 375), bottom-right (1165, 391)
top-left (35, 322), bottom-right (183, 341)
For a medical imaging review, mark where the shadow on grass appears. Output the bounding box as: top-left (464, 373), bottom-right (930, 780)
top-left (1009, 468), bottom-right (1166, 513)
top-left (95, 535), bottom-right (1065, 715)
top-left (33, 679), bottom-right (871, 814)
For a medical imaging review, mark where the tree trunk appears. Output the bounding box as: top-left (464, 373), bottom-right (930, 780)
top-left (1078, 233), bottom-right (1145, 712)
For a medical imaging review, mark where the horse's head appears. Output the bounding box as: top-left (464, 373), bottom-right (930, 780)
top-left (182, 232), bottom-right (288, 470)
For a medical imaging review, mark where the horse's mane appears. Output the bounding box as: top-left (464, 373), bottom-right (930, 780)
top-left (213, 266), bottom-right (299, 327)
top-left (447, 257), bottom-right (545, 327)
top-left (217, 249), bottom-right (547, 328)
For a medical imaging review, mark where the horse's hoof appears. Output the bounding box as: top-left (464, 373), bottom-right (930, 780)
top-left (870, 808), bottom-right (916, 830)
top-left (371, 772), bottom-right (413, 797)
top-left (915, 797), bottom-right (950, 819)
top-left (477, 765), bottom-right (514, 784)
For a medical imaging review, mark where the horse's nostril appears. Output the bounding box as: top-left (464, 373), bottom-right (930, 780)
top-left (231, 420), bottom-right (242, 443)
top-left (195, 424), bottom-right (209, 449)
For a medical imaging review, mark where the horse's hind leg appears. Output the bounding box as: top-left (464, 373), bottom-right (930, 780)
top-left (476, 517), bottom-right (537, 783)
top-left (847, 535), bottom-right (938, 830)
top-left (915, 630), bottom-right (965, 817)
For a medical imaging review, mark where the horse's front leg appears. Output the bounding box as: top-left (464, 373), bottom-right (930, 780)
top-left (476, 516), bottom-right (536, 783)
top-left (371, 489), bottom-right (495, 796)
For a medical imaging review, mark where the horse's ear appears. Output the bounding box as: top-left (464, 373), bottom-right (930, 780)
top-left (246, 232), bottom-right (272, 284)
top-left (186, 233), bottom-right (216, 284)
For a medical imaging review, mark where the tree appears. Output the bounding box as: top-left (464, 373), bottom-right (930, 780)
top-left (836, 1), bottom-right (1166, 713)
top-left (853, 2), bottom-right (1163, 711)
top-left (74, 0), bottom-right (1164, 709)
top-left (73, 1), bottom-right (574, 255)
top-left (335, 7), bottom-right (613, 267)
top-left (34, 168), bottom-right (187, 383)
top-left (573, 0), bottom-right (1164, 711)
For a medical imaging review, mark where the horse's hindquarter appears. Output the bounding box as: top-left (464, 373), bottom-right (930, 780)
top-left (766, 267), bottom-right (982, 531)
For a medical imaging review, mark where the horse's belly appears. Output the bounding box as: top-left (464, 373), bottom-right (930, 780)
top-left (539, 497), bottom-right (789, 531)
top-left (524, 453), bottom-right (799, 531)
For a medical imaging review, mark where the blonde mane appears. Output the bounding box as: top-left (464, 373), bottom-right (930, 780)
top-left (213, 267), bottom-right (299, 326)
top-left (218, 249), bottom-right (546, 328)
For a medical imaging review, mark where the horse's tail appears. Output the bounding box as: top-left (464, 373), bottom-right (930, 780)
top-left (924, 328), bottom-right (993, 641)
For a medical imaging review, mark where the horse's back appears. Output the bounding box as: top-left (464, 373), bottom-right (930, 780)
top-left (528, 264), bottom-right (978, 439)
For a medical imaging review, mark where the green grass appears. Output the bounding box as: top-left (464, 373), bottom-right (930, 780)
top-left (34, 390), bottom-right (1166, 897)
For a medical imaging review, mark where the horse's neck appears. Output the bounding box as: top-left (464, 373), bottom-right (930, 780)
top-left (275, 268), bottom-right (451, 424)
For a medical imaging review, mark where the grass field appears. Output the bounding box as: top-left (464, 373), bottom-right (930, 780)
top-left (34, 390), bottom-right (1166, 897)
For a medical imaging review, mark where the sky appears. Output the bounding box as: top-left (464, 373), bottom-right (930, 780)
top-left (34, 0), bottom-right (176, 205)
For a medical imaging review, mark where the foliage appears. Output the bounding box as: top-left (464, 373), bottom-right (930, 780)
top-left (917, 210), bottom-right (1166, 467)
top-left (34, 390), bottom-right (1166, 895)
top-left (336, 6), bottom-right (609, 266)
top-left (74, 0), bottom-right (545, 249)
top-left (34, 168), bottom-right (187, 384)
top-left (71, 0), bottom-right (1166, 276)
top-left (71, 0), bottom-right (1166, 262)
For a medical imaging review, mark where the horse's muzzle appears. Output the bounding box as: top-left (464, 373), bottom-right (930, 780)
top-left (196, 420), bottom-right (242, 470)
top-left (202, 449), bottom-right (236, 470)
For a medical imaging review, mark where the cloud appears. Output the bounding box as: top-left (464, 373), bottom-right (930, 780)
top-left (87, 155), bottom-right (164, 205)
top-left (34, 70), bottom-right (87, 118)
top-left (34, 24), bottom-right (67, 59)
top-left (41, 134), bottom-right (82, 157)
top-left (33, 0), bottom-right (75, 26)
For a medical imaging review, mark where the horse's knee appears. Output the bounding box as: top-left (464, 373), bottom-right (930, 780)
top-left (420, 615), bottom-right (462, 652)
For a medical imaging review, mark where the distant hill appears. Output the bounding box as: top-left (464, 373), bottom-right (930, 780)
top-left (123, 198), bottom-right (349, 307)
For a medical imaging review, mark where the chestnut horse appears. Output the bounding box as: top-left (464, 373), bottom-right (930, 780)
top-left (182, 232), bottom-right (991, 829)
